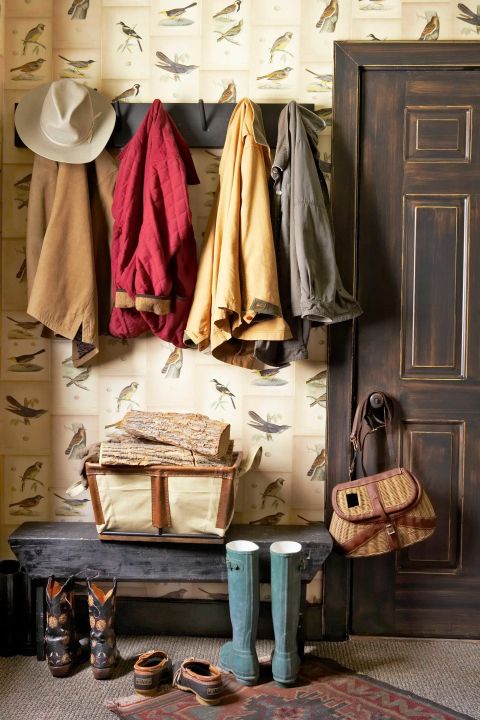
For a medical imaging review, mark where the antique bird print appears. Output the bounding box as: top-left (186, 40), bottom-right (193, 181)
top-left (419, 11), bottom-right (440, 39)
top-left (155, 50), bottom-right (199, 77)
top-left (22, 23), bottom-right (46, 55)
top-left (457, 3), bottom-right (480, 30)
top-left (5, 395), bottom-right (47, 425)
top-left (211, 379), bottom-right (236, 409)
top-left (7, 317), bottom-right (40, 331)
top-left (117, 21), bottom-right (143, 52)
top-left (112, 84), bottom-right (140, 102)
top-left (58, 56), bottom-right (96, 76)
top-left (9, 494), bottom-right (44, 513)
top-left (305, 68), bottom-right (333, 91)
top-left (63, 367), bottom-right (91, 390)
top-left (248, 411), bottom-right (291, 440)
top-left (10, 58), bottom-right (46, 76)
top-left (257, 67), bottom-right (293, 84)
top-left (215, 19), bottom-right (243, 43)
top-left (8, 348), bottom-right (45, 369)
top-left (218, 81), bottom-right (236, 103)
top-left (159, 3), bottom-right (197, 18)
top-left (116, 381), bottom-right (140, 411)
top-left (14, 173), bottom-right (31, 211)
top-left (317, 0), bottom-right (339, 33)
top-left (19, 461), bottom-right (44, 492)
top-left (269, 32), bottom-right (293, 63)
top-left (162, 347), bottom-right (183, 378)
top-left (68, 0), bottom-right (90, 20)
top-left (213, 1), bottom-right (242, 19)
top-left (260, 477), bottom-right (285, 509)
top-left (249, 512), bottom-right (284, 525)
top-left (307, 448), bottom-right (326, 481)
top-left (65, 423), bottom-right (87, 459)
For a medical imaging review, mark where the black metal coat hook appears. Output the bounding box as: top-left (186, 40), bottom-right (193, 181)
top-left (198, 99), bottom-right (208, 131)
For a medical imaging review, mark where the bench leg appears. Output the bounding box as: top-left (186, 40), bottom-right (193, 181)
top-left (297, 582), bottom-right (307, 660)
top-left (35, 582), bottom-right (46, 661)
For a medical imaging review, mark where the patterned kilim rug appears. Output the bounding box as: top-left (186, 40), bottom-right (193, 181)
top-left (106, 656), bottom-right (474, 719)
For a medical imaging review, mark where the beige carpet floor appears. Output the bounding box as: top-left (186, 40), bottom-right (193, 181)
top-left (0, 635), bottom-right (479, 719)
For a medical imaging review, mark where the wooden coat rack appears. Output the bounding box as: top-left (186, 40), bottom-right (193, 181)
top-left (14, 101), bottom-right (315, 150)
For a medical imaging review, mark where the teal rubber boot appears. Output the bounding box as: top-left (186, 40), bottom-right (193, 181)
top-left (270, 541), bottom-right (303, 686)
top-left (219, 540), bottom-right (260, 686)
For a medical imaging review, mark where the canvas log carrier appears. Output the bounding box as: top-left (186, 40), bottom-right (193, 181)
top-left (82, 447), bottom-right (262, 543)
top-left (329, 392), bottom-right (436, 558)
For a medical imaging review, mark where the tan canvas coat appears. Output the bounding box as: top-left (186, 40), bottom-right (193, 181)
top-left (27, 151), bottom-right (117, 366)
top-left (184, 99), bottom-right (291, 368)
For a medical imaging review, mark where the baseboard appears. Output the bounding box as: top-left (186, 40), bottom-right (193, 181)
top-left (74, 596), bottom-right (324, 640)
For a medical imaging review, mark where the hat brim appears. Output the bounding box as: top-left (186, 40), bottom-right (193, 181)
top-left (15, 82), bottom-right (116, 164)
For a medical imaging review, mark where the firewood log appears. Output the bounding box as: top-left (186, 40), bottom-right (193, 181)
top-left (99, 439), bottom-right (234, 467)
top-left (111, 411), bottom-right (231, 459)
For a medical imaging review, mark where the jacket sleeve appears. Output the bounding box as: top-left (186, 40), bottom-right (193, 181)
top-left (239, 141), bottom-right (285, 325)
top-left (133, 116), bottom-right (198, 316)
top-left (26, 154), bottom-right (57, 300)
top-left (110, 107), bottom-right (153, 310)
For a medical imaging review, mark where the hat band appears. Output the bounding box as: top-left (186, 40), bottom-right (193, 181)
top-left (39, 111), bottom-right (102, 148)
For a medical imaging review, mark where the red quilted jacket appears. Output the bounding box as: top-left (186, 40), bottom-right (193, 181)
top-left (108, 100), bottom-right (199, 345)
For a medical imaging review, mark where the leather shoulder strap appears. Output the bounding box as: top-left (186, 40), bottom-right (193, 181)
top-left (350, 392), bottom-right (396, 477)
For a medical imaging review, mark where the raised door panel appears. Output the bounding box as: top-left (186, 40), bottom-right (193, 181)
top-left (404, 106), bottom-right (472, 163)
top-left (399, 420), bottom-right (463, 571)
top-left (401, 195), bottom-right (469, 380)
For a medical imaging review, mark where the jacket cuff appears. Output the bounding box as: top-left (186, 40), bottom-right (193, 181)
top-left (135, 294), bottom-right (171, 315)
top-left (115, 289), bottom-right (135, 309)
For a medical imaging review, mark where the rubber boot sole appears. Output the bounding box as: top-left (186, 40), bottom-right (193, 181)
top-left (173, 681), bottom-right (221, 706)
top-left (218, 662), bottom-right (258, 687)
top-left (92, 666), bottom-right (114, 680)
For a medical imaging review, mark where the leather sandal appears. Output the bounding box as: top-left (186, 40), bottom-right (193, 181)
top-left (173, 657), bottom-right (223, 706)
top-left (134, 650), bottom-right (172, 696)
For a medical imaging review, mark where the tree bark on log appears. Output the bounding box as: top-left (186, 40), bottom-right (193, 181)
top-left (113, 412), bottom-right (231, 459)
top-left (99, 440), bottom-right (234, 467)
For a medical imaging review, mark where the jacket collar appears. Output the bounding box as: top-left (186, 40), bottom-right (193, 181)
top-left (272, 101), bottom-right (326, 177)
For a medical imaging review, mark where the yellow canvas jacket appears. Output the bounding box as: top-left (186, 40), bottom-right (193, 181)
top-left (184, 99), bottom-right (291, 368)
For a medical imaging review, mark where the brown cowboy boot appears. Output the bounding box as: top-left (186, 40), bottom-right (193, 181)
top-left (45, 576), bottom-right (78, 677)
top-left (87, 578), bottom-right (119, 679)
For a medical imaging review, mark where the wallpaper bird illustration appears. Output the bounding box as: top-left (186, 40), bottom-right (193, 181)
top-left (68, 0), bottom-right (90, 21)
top-left (9, 494), bottom-right (44, 514)
top-left (317, 0), bottom-right (339, 32)
top-left (155, 49), bottom-right (198, 78)
top-left (58, 55), bottom-right (95, 76)
top-left (117, 21), bottom-right (143, 53)
top-left (112, 84), bottom-right (140, 102)
top-left (269, 32), bottom-right (293, 62)
top-left (21, 23), bottom-right (46, 56)
top-left (116, 381), bottom-right (140, 412)
top-left (5, 396), bottom-right (47, 425)
top-left (19, 461), bottom-right (44, 492)
top-left (158, 2), bottom-right (197, 25)
top-left (65, 423), bottom-right (87, 459)
top-left (457, 2), bottom-right (480, 30)
top-left (213, 1), bottom-right (242, 19)
top-left (419, 11), bottom-right (440, 39)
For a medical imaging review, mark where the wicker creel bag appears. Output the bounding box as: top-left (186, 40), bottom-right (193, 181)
top-left (329, 392), bottom-right (436, 558)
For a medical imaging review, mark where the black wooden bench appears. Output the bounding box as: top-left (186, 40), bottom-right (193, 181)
top-left (9, 521), bottom-right (333, 661)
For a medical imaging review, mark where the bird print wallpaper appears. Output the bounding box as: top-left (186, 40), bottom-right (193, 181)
top-left (0, 0), bottom-right (468, 605)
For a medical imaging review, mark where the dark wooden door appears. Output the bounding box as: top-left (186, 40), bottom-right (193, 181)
top-left (326, 43), bottom-right (480, 639)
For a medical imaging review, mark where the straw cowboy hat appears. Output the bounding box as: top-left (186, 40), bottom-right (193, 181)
top-left (14, 78), bottom-right (116, 164)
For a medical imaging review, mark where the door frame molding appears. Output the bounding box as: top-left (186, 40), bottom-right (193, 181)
top-left (324, 42), bottom-right (480, 640)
